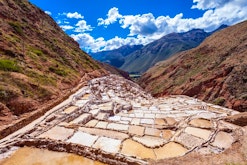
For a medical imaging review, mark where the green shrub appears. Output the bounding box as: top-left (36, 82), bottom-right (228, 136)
top-left (8, 22), bottom-right (23, 35)
top-left (32, 49), bottom-right (43, 56)
top-left (0, 59), bottom-right (21, 72)
top-left (240, 94), bottom-right (247, 100)
top-left (27, 71), bottom-right (56, 86)
top-left (0, 90), bottom-right (8, 101)
top-left (0, 88), bottom-right (18, 102)
top-left (225, 163), bottom-right (245, 165)
top-left (213, 97), bottom-right (225, 106)
top-left (29, 47), bottom-right (43, 56)
top-left (49, 67), bottom-right (68, 76)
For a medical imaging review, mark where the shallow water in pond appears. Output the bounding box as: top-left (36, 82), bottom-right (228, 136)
top-left (121, 139), bottom-right (156, 159)
top-left (2, 147), bottom-right (106, 165)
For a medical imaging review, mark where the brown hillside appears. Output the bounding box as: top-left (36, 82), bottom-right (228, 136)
top-left (98, 62), bottom-right (131, 80)
top-left (140, 20), bottom-right (247, 112)
top-left (0, 0), bottom-right (107, 135)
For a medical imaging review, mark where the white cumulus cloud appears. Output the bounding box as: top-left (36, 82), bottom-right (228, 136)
top-left (191, 0), bottom-right (232, 10)
top-left (70, 0), bottom-right (247, 52)
top-left (71, 33), bottom-right (105, 52)
top-left (45, 11), bottom-right (52, 15)
top-left (66, 12), bottom-right (84, 19)
top-left (74, 20), bottom-right (93, 32)
top-left (57, 12), bottom-right (93, 33)
top-left (60, 25), bottom-right (74, 31)
top-left (96, 2), bottom-right (247, 44)
top-left (98, 7), bottom-right (122, 26)
top-left (120, 13), bottom-right (158, 36)
top-left (64, 21), bottom-right (70, 24)
top-left (71, 33), bottom-right (151, 53)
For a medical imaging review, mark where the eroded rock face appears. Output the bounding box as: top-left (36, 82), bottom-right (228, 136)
top-left (0, 75), bottom-right (245, 165)
top-left (7, 97), bottom-right (38, 115)
top-left (0, 103), bottom-right (10, 116)
top-left (224, 112), bottom-right (247, 126)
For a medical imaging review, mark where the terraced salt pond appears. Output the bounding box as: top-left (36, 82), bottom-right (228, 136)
top-left (0, 75), bottom-right (244, 165)
top-left (1, 147), bottom-right (105, 165)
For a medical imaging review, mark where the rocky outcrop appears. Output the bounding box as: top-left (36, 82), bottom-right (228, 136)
top-left (0, 103), bottom-right (9, 116)
top-left (224, 112), bottom-right (247, 127)
top-left (7, 97), bottom-right (38, 115)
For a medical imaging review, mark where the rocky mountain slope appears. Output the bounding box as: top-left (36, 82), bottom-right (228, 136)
top-left (0, 0), bottom-right (107, 132)
top-left (98, 62), bottom-right (130, 80)
top-left (140, 20), bottom-right (247, 112)
top-left (120, 29), bottom-right (210, 74)
top-left (90, 44), bottom-right (143, 68)
top-left (90, 26), bottom-right (227, 74)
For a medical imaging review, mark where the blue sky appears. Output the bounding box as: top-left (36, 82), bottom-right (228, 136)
top-left (29, 0), bottom-right (247, 53)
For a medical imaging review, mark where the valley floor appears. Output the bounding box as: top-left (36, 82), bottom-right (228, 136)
top-left (0, 75), bottom-right (246, 165)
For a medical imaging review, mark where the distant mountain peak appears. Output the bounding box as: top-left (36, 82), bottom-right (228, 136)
top-left (120, 28), bottom-right (210, 74)
top-left (210, 24), bottom-right (229, 33)
top-left (187, 28), bottom-right (205, 32)
top-left (90, 44), bottom-right (143, 68)
top-left (217, 24), bottom-right (229, 29)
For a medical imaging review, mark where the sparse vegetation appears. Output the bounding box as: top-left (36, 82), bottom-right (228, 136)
top-left (225, 163), bottom-right (246, 165)
top-left (8, 21), bottom-right (23, 35)
top-left (15, 0), bottom-right (30, 12)
top-left (240, 94), bottom-right (247, 100)
top-left (0, 89), bottom-right (15, 102)
top-left (0, 59), bottom-right (21, 72)
top-left (27, 71), bottom-right (56, 86)
top-left (49, 66), bottom-right (68, 76)
top-left (32, 48), bottom-right (43, 56)
top-left (213, 97), bottom-right (226, 106)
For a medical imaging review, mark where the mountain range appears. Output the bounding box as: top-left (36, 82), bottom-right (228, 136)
top-left (91, 25), bottom-right (228, 74)
top-left (139, 20), bottom-right (247, 111)
top-left (91, 44), bottom-right (143, 68)
top-left (121, 29), bottom-right (211, 74)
